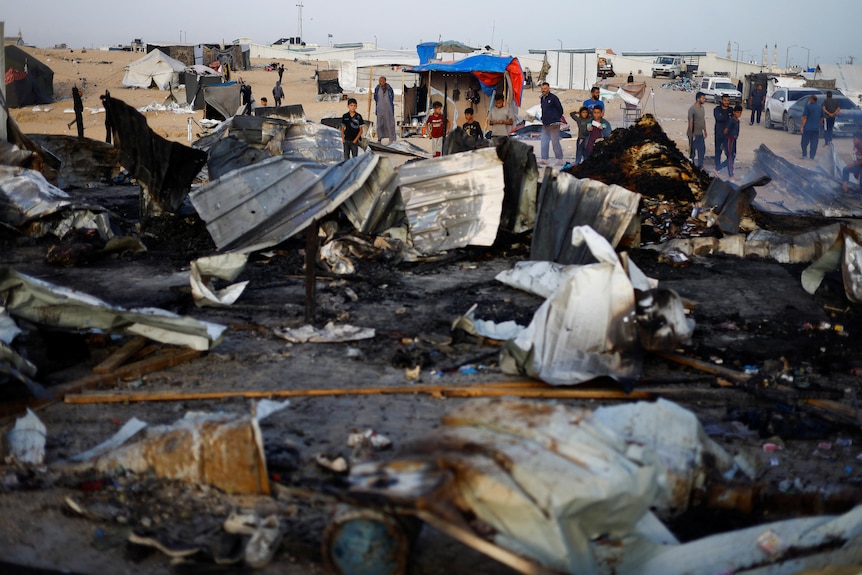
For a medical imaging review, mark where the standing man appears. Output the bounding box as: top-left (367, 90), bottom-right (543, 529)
top-left (584, 86), bottom-right (602, 112)
top-left (539, 82), bottom-right (564, 163)
top-left (277, 63), bottom-right (285, 83)
top-left (713, 95), bottom-right (733, 171)
top-left (374, 76), bottom-right (397, 144)
top-left (687, 91), bottom-right (708, 168)
top-left (749, 83), bottom-right (766, 125)
top-left (822, 91), bottom-right (840, 146)
top-left (801, 94), bottom-right (823, 160)
top-left (272, 81), bottom-right (284, 108)
top-left (239, 79), bottom-right (253, 115)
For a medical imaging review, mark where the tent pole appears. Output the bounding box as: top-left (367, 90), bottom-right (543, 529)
top-left (367, 66), bottom-right (374, 135)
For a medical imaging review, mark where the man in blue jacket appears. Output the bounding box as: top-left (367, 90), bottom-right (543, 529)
top-left (540, 82), bottom-right (564, 163)
top-left (801, 94), bottom-right (823, 160)
top-left (713, 95), bottom-right (733, 170)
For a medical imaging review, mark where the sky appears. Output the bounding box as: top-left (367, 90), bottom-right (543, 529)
top-left (3, 0), bottom-right (858, 68)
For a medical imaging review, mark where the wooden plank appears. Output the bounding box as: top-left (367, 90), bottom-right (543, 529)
top-left (52, 348), bottom-right (203, 400)
top-left (654, 351), bottom-right (751, 383)
top-left (92, 336), bottom-right (148, 374)
top-left (64, 383), bottom-right (650, 405)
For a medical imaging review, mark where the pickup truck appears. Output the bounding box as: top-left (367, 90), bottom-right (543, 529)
top-left (699, 76), bottom-right (742, 104)
top-left (651, 56), bottom-right (681, 78)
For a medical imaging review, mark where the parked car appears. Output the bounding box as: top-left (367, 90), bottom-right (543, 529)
top-left (509, 123), bottom-right (573, 140)
top-left (764, 87), bottom-right (824, 129)
top-left (784, 94), bottom-right (862, 136)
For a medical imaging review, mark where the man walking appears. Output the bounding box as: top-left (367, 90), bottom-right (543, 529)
top-left (749, 83), bottom-right (766, 125)
top-left (687, 91), bottom-right (708, 168)
top-left (539, 82), bottom-right (564, 163)
top-left (713, 95), bottom-right (733, 170)
top-left (801, 94), bottom-right (823, 160)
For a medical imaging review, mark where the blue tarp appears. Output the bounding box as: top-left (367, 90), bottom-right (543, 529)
top-left (407, 54), bottom-right (524, 106)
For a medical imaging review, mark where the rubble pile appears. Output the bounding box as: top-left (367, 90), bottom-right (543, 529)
top-left (568, 114), bottom-right (718, 243)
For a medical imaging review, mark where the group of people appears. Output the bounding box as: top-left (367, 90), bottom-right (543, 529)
top-left (541, 84), bottom-right (611, 165)
top-left (688, 84), bottom-right (856, 183)
top-left (687, 92), bottom-right (742, 179)
top-left (300, 62), bottom-right (862, 193)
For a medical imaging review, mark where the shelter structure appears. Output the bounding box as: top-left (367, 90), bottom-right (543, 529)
top-left (3, 45), bottom-right (53, 108)
top-left (406, 54), bottom-right (524, 139)
top-left (184, 66), bottom-right (226, 110)
top-left (122, 49), bottom-right (186, 90)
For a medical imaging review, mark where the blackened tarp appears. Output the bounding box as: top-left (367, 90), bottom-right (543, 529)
top-left (4, 45), bottom-right (54, 108)
top-left (102, 95), bottom-right (207, 213)
top-left (185, 74), bottom-right (226, 110)
top-left (203, 82), bottom-right (241, 120)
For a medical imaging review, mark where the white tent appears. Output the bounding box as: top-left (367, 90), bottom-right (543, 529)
top-left (122, 49), bottom-right (187, 90)
top-left (338, 50), bottom-right (420, 94)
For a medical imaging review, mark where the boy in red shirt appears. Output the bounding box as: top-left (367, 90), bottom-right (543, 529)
top-left (425, 101), bottom-right (449, 157)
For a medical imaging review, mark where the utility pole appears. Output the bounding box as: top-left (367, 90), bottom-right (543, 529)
top-left (296, 1), bottom-right (304, 43)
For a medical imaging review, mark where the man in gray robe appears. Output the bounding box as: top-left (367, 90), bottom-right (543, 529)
top-left (374, 76), bottom-right (397, 143)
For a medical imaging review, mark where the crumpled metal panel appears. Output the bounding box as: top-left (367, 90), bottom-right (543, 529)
top-left (750, 144), bottom-right (862, 217)
top-left (281, 122), bottom-right (344, 164)
top-left (0, 165), bottom-right (72, 226)
top-left (397, 147), bottom-right (505, 255)
top-left (338, 157), bottom-right (403, 234)
top-left (531, 172), bottom-right (641, 265)
top-left (102, 95), bottom-right (207, 213)
top-left (189, 154), bottom-right (381, 252)
top-left (502, 226), bottom-right (641, 386)
top-left (0, 267), bottom-right (226, 351)
top-left (27, 135), bottom-right (121, 190)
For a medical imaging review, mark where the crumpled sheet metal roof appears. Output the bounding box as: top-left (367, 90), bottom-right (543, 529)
top-left (0, 165), bottom-right (73, 226)
top-left (189, 153), bottom-right (383, 252)
top-left (750, 144), bottom-right (862, 217)
top-left (397, 147), bottom-right (505, 255)
top-left (531, 171), bottom-right (641, 265)
top-left (0, 267), bottom-right (226, 351)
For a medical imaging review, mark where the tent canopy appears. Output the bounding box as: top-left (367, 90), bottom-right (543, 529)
top-left (4, 45), bottom-right (53, 108)
top-left (122, 49), bottom-right (186, 90)
top-left (408, 54), bottom-right (524, 106)
top-left (416, 40), bottom-right (478, 65)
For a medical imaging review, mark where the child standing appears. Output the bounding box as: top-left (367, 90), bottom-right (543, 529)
top-left (340, 97), bottom-right (364, 160)
top-left (462, 107), bottom-right (482, 145)
top-left (426, 101), bottom-right (449, 157)
top-left (571, 106), bottom-right (590, 164)
top-left (718, 105), bottom-right (742, 179)
top-left (583, 103), bottom-right (612, 161)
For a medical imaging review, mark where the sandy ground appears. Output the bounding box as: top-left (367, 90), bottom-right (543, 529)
top-left (2, 48), bottom-right (862, 575)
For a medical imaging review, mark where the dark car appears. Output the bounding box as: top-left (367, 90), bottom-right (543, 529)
top-left (784, 94), bottom-right (862, 136)
top-left (509, 123), bottom-right (573, 140)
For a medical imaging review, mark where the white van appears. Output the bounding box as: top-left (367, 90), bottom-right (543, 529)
top-left (700, 76), bottom-right (742, 104)
top-left (651, 56), bottom-right (681, 78)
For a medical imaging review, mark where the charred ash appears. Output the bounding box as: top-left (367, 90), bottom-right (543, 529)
top-left (565, 114), bottom-right (719, 244)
